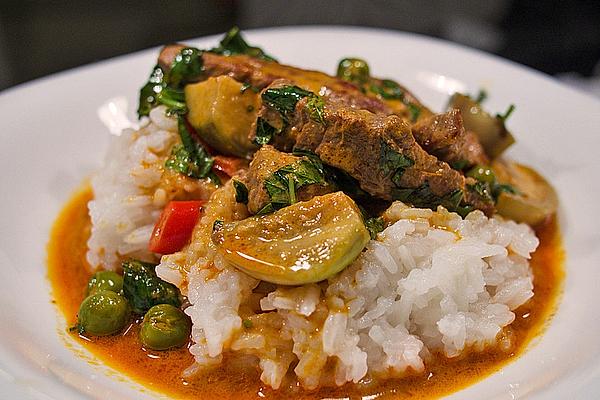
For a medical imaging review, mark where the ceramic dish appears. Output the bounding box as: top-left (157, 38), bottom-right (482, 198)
top-left (1, 26), bottom-right (599, 400)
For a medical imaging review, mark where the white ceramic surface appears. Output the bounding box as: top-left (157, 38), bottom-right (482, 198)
top-left (0, 26), bottom-right (599, 400)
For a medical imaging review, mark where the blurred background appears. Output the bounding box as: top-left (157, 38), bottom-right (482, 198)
top-left (1, 0), bottom-right (599, 96)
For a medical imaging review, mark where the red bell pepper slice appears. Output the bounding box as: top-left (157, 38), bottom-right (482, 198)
top-left (148, 200), bottom-right (204, 255)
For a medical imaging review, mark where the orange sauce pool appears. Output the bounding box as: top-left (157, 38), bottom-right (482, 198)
top-left (47, 185), bottom-right (564, 399)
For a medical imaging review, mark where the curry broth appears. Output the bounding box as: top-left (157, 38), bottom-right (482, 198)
top-left (48, 186), bottom-right (564, 399)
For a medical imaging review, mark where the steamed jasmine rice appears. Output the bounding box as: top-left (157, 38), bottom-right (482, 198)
top-left (87, 106), bottom-right (214, 270)
top-left (85, 107), bottom-right (538, 389)
top-left (159, 187), bottom-right (537, 388)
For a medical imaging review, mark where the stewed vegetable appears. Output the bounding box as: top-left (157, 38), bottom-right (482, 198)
top-left (149, 200), bottom-right (205, 255)
top-left (185, 75), bottom-right (260, 158)
top-left (336, 58), bottom-right (370, 84)
top-left (139, 304), bottom-right (191, 350)
top-left (213, 192), bottom-right (370, 285)
top-left (86, 271), bottom-right (123, 295)
top-left (77, 290), bottom-right (131, 336)
top-left (492, 160), bottom-right (558, 225)
top-left (448, 93), bottom-right (515, 159)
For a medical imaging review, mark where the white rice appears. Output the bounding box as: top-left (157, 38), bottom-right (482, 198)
top-left (88, 108), bottom-right (539, 388)
top-left (87, 107), bottom-right (178, 269)
top-left (156, 193), bottom-right (538, 389)
top-left (86, 106), bottom-right (217, 270)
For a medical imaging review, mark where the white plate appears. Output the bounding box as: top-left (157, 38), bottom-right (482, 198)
top-left (0, 26), bottom-right (599, 400)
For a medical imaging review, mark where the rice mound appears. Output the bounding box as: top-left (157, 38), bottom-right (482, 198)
top-left (156, 184), bottom-right (538, 389)
top-left (87, 107), bottom-right (215, 270)
top-left (88, 108), bottom-right (539, 389)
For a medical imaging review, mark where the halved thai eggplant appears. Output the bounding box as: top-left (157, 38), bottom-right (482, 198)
top-left (213, 192), bottom-right (370, 285)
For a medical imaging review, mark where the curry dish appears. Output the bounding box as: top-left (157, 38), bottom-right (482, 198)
top-left (48, 28), bottom-right (564, 399)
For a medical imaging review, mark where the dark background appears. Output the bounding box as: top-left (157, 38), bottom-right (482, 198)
top-left (1, 0), bottom-right (599, 92)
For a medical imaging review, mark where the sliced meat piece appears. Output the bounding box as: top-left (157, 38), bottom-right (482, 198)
top-left (253, 82), bottom-right (494, 214)
top-left (298, 104), bottom-right (464, 200)
top-left (158, 44), bottom-right (412, 116)
top-left (412, 109), bottom-right (489, 169)
top-left (243, 145), bottom-right (333, 214)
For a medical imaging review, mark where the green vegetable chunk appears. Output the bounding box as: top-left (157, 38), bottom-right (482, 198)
top-left (336, 58), bottom-right (370, 84)
top-left (185, 75), bottom-right (260, 158)
top-left (77, 290), bottom-right (130, 336)
top-left (86, 271), bottom-right (123, 295)
top-left (122, 260), bottom-right (181, 315)
top-left (492, 160), bottom-right (556, 225)
top-left (467, 165), bottom-right (496, 184)
top-left (448, 93), bottom-right (515, 159)
top-left (214, 192), bottom-right (370, 285)
top-left (139, 304), bottom-right (191, 350)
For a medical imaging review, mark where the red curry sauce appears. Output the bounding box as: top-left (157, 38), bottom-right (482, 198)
top-left (47, 186), bottom-right (564, 399)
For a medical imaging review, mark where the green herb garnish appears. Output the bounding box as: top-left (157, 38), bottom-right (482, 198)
top-left (212, 219), bottom-right (224, 234)
top-left (261, 85), bottom-right (313, 122)
top-left (293, 149), bottom-right (376, 205)
top-left (365, 216), bottom-right (385, 239)
top-left (210, 26), bottom-right (276, 61)
top-left (168, 47), bottom-right (204, 89)
top-left (392, 183), bottom-right (465, 215)
top-left (233, 180), bottom-right (249, 204)
top-left (256, 86), bottom-right (323, 145)
top-left (475, 89), bottom-right (488, 103)
top-left (165, 116), bottom-right (217, 182)
top-left (469, 181), bottom-right (493, 202)
top-left (122, 260), bottom-right (181, 315)
top-left (138, 68), bottom-right (188, 117)
top-left (254, 117), bottom-right (278, 145)
top-left (137, 47), bottom-right (204, 118)
top-left (240, 82), bottom-right (260, 93)
top-left (138, 65), bottom-right (166, 117)
top-left (380, 141), bottom-right (415, 187)
top-left (305, 95), bottom-right (326, 124)
top-left (496, 104), bottom-right (516, 122)
top-left (261, 158), bottom-right (325, 213)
